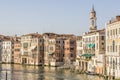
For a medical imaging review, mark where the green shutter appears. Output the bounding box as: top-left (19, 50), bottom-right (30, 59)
top-left (90, 44), bottom-right (95, 48)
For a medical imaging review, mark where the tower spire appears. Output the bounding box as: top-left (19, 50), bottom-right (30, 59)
top-left (92, 5), bottom-right (94, 12)
top-left (90, 5), bottom-right (97, 32)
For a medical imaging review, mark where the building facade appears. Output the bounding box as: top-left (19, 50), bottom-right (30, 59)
top-left (48, 38), bottom-right (64, 66)
top-left (14, 41), bottom-right (21, 64)
top-left (80, 6), bottom-right (105, 75)
top-left (106, 16), bottom-right (120, 79)
top-left (76, 36), bottom-right (83, 69)
top-left (2, 40), bottom-right (14, 63)
top-left (43, 33), bottom-right (57, 66)
top-left (21, 33), bottom-right (44, 65)
top-left (82, 30), bottom-right (105, 74)
top-left (64, 37), bottom-right (76, 65)
top-left (0, 36), bottom-right (4, 63)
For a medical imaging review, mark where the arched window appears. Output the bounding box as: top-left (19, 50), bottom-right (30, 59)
top-left (113, 40), bottom-right (115, 52)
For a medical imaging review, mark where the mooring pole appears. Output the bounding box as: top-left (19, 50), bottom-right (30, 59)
top-left (6, 69), bottom-right (7, 80)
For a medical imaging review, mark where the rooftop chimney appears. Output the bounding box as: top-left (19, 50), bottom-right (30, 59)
top-left (116, 15), bottom-right (120, 21)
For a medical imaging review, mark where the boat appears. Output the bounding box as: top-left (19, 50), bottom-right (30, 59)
top-left (85, 71), bottom-right (97, 75)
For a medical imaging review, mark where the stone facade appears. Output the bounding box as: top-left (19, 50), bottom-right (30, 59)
top-left (14, 41), bottom-right (21, 64)
top-left (76, 36), bottom-right (83, 69)
top-left (43, 33), bottom-right (57, 66)
top-left (82, 29), bottom-right (105, 74)
top-left (106, 16), bottom-right (120, 79)
top-left (2, 40), bottom-right (14, 63)
top-left (78, 6), bottom-right (106, 75)
top-left (21, 33), bottom-right (44, 65)
top-left (64, 38), bottom-right (76, 65)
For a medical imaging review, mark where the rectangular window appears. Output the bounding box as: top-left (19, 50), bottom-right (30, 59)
top-left (116, 45), bottom-right (117, 52)
top-left (23, 43), bottom-right (28, 48)
top-left (70, 41), bottom-right (74, 44)
top-left (116, 58), bottom-right (117, 69)
top-left (96, 43), bottom-right (98, 50)
top-left (101, 36), bottom-right (104, 40)
top-left (113, 29), bottom-right (115, 35)
top-left (70, 48), bottom-right (74, 50)
top-left (110, 46), bottom-right (112, 52)
top-left (50, 47), bottom-right (53, 50)
top-left (116, 58), bottom-right (117, 65)
top-left (107, 31), bottom-right (109, 37)
top-left (107, 46), bottom-right (109, 52)
top-left (40, 46), bottom-right (44, 51)
top-left (89, 37), bottom-right (91, 42)
top-left (111, 58), bottom-right (112, 64)
top-left (80, 42), bottom-right (82, 47)
top-left (111, 30), bottom-right (112, 36)
top-left (102, 42), bottom-right (104, 45)
top-left (71, 53), bottom-right (73, 57)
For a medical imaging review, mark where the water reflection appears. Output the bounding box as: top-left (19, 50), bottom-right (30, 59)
top-left (0, 64), bottom-right (104, 80)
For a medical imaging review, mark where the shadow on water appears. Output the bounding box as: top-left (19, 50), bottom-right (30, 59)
top-left (0, 64), bottom-right (104, 80)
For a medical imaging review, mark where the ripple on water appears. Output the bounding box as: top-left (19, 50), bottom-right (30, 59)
top-left (0, 64), bottom-right (104, 80)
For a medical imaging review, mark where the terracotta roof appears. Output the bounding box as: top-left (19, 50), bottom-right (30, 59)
top-left (42, 32), bottom-right (58, 39)
top-left (43, 32), bottom-right (57, 36)
top-left (42, 33), bottom-right (76, 39)
top-left (83, 28), bottom-right (105, 36)
top-left (0, 35), bottom-right (13, 41)
top-left (108, 15), bottom-right (120, 24)
top-left (76, 36), bottom-right (82, 40)
top-left (21, 32), bottom-right (41, 38)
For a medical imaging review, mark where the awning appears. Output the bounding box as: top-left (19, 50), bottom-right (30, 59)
top-left (89, 44), bottom-right (95, 48)
top-left (86, 44), bottom-right (95, 48)
top-left (81, 53), bottom-right (95, 58)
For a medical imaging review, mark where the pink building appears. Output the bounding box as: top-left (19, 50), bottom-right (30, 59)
top-left (14, 41), bottom-right (21, 64)
top-left (64, 38), bottom-right (76, 65)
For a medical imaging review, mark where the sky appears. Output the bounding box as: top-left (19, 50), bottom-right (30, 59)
top-left (0, 0), bottom-right (120, 36)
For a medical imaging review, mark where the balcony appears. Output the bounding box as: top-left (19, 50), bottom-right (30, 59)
top-left (21, 52), bottom-right (29, 56)
top-left (81, 53), bottom-right (95, 61)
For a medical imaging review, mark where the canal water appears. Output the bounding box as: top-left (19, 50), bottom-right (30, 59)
top-left (0, 64), bottom-right (104, 80)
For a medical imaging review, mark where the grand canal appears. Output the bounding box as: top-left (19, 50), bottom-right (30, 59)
top-left (0, 64), bottom-right (104, 80)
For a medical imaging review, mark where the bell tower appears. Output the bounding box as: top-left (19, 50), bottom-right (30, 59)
top-left (90, 6), bottom-right (97, 32)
